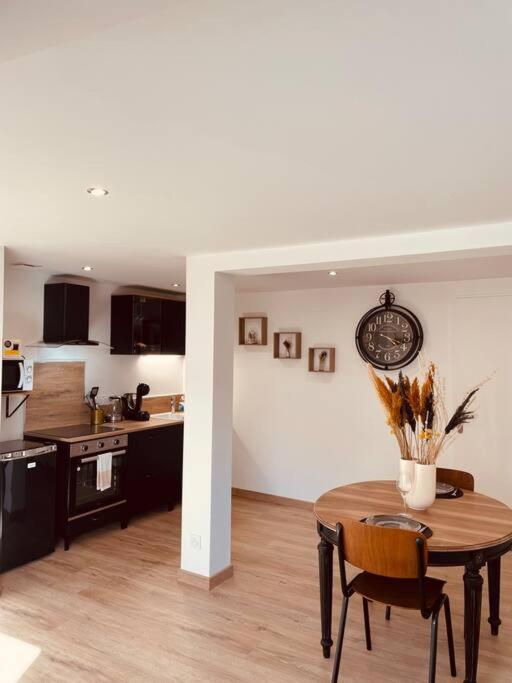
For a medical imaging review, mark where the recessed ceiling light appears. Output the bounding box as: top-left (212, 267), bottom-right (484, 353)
top-left (87, 187), bottom-right (109, 196)
top-left (82, 265), bottom-right (94, 271)
top-left (328, 270), bottom-right (337, 277)
top-left (172, 283), bottom-right (182, 288)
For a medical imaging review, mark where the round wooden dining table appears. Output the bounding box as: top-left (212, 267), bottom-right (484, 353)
top-left (314, 480), bottom-right (512, 683)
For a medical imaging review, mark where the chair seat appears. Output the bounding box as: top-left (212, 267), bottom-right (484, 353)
top-left (351, 571), bottom-right (446, 610)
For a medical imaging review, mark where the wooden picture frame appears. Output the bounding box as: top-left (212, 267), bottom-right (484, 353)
top-left (308, 347), bottom-right (335, 373)
top-left (238, 317), bottom-right (268, 346)
top-left (273, 332), bottom-right (302, 359)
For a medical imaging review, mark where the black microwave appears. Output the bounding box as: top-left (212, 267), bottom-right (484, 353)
top-left (2, 359), bottom-right (34, 392)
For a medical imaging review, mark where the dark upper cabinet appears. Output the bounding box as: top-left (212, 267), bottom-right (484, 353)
top-left (133, 297), bottom-right (162, 354)
top-left (44, 283), bottom-right (90, 343)
top-left (161, 299), bottom-right (186, 355)
top-left (110, 295), bottom-right (185, 355)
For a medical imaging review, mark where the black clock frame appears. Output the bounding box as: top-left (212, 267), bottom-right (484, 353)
top-left (355, 291), bottom-right (424, 370)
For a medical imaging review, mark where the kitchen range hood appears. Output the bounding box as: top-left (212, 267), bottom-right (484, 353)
top-left (29, 282), bottom-right (111, 348)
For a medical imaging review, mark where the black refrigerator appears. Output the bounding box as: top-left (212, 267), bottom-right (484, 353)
top-left (0, 440), bottom-right (57, 572)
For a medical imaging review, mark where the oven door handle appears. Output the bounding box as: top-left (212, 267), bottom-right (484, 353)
top-left (80, 449), bottom-right (127, 464)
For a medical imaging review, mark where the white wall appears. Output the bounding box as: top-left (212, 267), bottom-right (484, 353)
top-left (1, 266), bottom-right (185, 440)
top-left (181, 228), bottom-right (511, 579)
top-left (233, 277), bottom-right (512, 506)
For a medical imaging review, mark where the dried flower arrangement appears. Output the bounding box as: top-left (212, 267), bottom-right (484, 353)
top-left (247, 328), bottom-right (258, 345)
top-left (368, 360), bottom-right (490, 465)
top-left (319, 350), bottom-right (328, 369)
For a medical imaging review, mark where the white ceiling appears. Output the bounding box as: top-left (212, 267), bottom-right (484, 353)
top-left (1, 1), bottom-right (512, 288)
top-left (0, 1), bottom-right (172, 64)
top-left (234, 254), bottom-right (512, 292)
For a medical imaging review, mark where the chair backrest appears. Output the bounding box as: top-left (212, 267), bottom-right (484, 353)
top-left (337, 519), bottom-right (427, 579)
top-left (436, 467), bottom-right (474, 491)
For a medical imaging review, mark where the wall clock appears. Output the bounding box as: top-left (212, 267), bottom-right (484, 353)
top-left (355, 290), bottom-right (423, 370)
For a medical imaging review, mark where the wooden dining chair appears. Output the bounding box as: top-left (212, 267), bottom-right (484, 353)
top-left (385, 466), bottom-right (476, 625)
top-left (436, 467), bottom-right (474, 492)
top-left (331, 520), bottom-right (456, 683)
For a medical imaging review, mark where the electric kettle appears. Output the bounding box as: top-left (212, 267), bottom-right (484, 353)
top-left (103, 396), bottom-right (124, 422)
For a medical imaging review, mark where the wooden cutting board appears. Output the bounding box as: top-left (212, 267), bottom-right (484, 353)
top-left (25, 361), bottom-right (90, 430)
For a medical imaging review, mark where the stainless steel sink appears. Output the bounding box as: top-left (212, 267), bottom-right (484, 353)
top-left (151, 412), bottom-right (184, 421)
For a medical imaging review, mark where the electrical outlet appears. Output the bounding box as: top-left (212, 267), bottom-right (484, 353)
top-left (190, 534), bottom-right (202, 550)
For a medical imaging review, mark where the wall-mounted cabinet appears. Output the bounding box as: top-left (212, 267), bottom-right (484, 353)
top-left (161, 299), bottom-right (186, 355)
top-left (238, 316), bottom-right (268, 345)
top-left (273, 332), bottom-right (302, 359)
top-left (308, 347), bottom-right (335, 372)
top-left (110, 295), bottom-right (185, 355)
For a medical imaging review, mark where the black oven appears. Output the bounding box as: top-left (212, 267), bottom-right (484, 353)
top-left (68, 437), bottom-right (128, 518)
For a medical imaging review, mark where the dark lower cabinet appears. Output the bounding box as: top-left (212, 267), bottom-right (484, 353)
top-left (127, 424), bottom-right (183, 518)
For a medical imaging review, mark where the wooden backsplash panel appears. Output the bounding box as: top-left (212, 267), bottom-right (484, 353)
top-left (142, 394), bottom-right (179, 414)
top-left (25, 361), bottom-right (90, 430)
top-left (25, 363), bottom-right (182, 430)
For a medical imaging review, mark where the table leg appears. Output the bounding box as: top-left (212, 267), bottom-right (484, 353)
top-left (487, 557), bottom-right (502, 636)
top-left (317, 535), bottom-right (334, 658)
top-left (463, 556), bottom-right (484, 683)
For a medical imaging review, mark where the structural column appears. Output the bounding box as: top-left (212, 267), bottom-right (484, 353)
top-left (179, 259), bottom-right (235, 589)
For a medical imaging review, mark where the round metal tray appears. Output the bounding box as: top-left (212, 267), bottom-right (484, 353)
top-left (436, 481), bottom-right (455, 495)
top-left (366, 514), bottom-right (422, 532)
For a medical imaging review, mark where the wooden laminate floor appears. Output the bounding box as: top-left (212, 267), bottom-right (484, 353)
top-left (0, 496), bottom-right (511, 682)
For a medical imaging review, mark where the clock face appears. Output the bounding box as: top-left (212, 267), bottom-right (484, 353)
top-left (355, 305), bottom-right (423, 370)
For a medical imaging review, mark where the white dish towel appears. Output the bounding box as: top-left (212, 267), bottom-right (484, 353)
top-left (96, 452), bottom-right (113, 491)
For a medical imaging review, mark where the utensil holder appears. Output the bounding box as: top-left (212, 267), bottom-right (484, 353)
top-left (90, 408), bottom-right (104, 425)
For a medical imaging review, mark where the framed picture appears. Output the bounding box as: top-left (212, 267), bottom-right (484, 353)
top-left (238, 317), bottom-right (268, 345)
top-left (273, 332), bottom-right (302, 359)
top-left (308, 347), bottom-right (335, 373)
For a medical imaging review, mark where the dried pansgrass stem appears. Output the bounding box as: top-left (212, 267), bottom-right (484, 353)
top-left (368, 359), bottom-right (492, 465)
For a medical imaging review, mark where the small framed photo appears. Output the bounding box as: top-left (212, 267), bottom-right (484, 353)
top-left (309, 347), bottom-right (335, 373)
top-left (273, 332), bottom-right (302, 359)
top-left (239, 316), bottom-right (268, 345)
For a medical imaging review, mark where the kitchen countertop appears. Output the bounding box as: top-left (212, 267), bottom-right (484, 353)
top-left (24, 416), bottom-right (184, 444)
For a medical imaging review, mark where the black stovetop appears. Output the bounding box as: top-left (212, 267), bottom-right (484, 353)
top-left (30, 424), bottom-right (122, 439)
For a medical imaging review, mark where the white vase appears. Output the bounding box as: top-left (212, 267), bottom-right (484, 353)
top-left (406, 462), bottom-right (437, 511)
